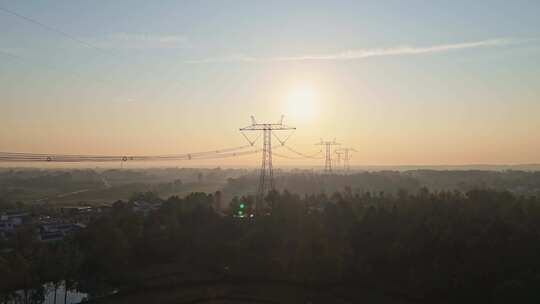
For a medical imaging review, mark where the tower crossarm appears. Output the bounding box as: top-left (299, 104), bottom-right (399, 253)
top-left (240, 124), bottom-right (296, 131)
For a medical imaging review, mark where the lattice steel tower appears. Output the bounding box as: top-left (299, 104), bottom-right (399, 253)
top-left (336, 147), bottom-right (357, 171)
top-left (316, 139), bottom-right (340, 173)
top-left (335, 151), bottom-right (343, 169)
top-left (240, 116), bottom-right (295, 213)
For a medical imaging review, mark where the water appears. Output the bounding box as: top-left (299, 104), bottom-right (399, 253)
top-left (42, 283), bottom-right (87, 304)
top-left (7, 282), bottom-right (88, 304)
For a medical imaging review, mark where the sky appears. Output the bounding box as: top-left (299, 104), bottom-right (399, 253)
top-left (1, 0), bottom-right (539, 167)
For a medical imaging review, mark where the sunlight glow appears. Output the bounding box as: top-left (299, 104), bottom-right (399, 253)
top-left (285, 86), bottom-right (320, 122)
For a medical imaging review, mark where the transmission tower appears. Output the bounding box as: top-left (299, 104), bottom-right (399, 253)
top-left (240, 116), bottom-right (295, 213)
top-left (335, 151), bottom-right (343, 169)
top-left (336, 147), bottom-right (357, 171)
top-left (315, 139), bottom-right (340, 173)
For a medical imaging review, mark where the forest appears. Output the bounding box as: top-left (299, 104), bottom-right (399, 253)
top-left (2, 186), bottom-right (540, 303)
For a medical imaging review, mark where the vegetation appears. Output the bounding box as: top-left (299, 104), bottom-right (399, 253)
top-left (2, 185), bottom-right (540, 303)
top-left (0, 167), bottom-right (246, 205)
top-left (223, 170), bottom-right (540, 199)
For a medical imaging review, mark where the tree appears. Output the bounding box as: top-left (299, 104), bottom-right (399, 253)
top-left (0, 256), bottom-right (18, 304)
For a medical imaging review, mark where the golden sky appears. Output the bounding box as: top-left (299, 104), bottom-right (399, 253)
top-left (1, 1), bottom-right (540, 166)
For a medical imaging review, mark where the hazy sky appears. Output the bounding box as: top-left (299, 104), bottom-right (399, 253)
top-left (1, 0), bottom-right (539, 166)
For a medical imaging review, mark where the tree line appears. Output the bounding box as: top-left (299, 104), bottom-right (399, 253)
top-left (2, 188), bottom-right (540, 303)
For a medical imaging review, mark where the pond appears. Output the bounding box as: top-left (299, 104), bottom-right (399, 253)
top-left (7, 282), bottom-right (88, 304)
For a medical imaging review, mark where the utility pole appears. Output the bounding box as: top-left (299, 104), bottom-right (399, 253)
top-left (315, 139), bottom-right (340, 173)
top-left (240, 116), bottom-right (295, 214)
top-left (335, 147), bottom-right (357, 172)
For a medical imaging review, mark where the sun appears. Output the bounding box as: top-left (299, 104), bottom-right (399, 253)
top-left (285, 86), bottom-right (320, 122)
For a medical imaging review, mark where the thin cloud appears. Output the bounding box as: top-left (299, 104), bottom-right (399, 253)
top-left (0, 47), bottom-right (23, 56)
top-left (112, 97), bottom-right (137, 103)
top-left (185, 53), bottom-right (258, 64)
top-left (93, 33), bottom-right (191, 50)
top-left (185, 38), bottom-right (528, 64)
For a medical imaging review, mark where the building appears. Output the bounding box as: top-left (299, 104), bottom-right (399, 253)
top-left (59, 206), bottom-right (98, 224)
top-left (0, 211), bottom-right (31, 233)
top-left (38, 222), bottom-right (85, 242)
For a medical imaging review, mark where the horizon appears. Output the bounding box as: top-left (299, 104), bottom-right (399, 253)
top-left (3, 163), bottom-right (540, 172)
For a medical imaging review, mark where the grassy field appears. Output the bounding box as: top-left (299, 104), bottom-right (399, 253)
top-left (49, 181), bottom-right (227, 205)
top-left (96, 280), bottom-right (413, 304)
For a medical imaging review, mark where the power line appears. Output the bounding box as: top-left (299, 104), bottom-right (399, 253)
top-left (0, 145), bottom-right (254, 163)
top-left (191, 149), bottom-right (261, 160)
top-left (0, 5), bottom-right (128, 90)
top-left (271, 128), bottom-right (295, 146)
top-left (272, 152), bottom-right (306, 160)
top-left (0, 48), bottom-right (111, 86)
top-left (0, 6), bottom-right (115, 56)
top-left (282, 145), bottom-right (323, 159)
